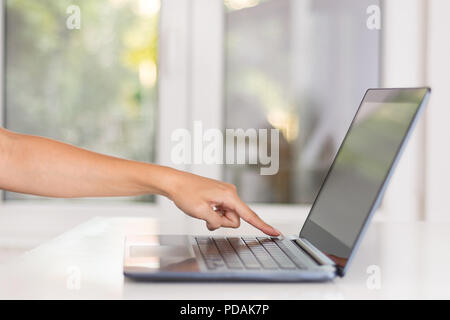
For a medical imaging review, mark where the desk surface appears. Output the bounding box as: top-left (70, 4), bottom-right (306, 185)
top-left (0, 216), bottom-right (449, 299)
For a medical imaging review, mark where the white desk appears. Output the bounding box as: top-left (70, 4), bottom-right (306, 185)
top-left (0, 216), bottom-right (449, 299)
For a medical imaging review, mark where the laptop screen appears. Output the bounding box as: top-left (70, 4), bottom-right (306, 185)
top-left (300, 88), bottom-right (430, 272)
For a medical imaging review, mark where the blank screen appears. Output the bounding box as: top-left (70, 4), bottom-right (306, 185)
top-left (300, 88), bottom-right (429, 268)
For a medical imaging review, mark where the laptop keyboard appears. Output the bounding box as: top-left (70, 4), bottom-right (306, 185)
top-left (195, 236), bottom-right (306, 271)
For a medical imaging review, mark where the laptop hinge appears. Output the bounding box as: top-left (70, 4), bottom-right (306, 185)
top-left (294, 238), bottom-right (336, 267)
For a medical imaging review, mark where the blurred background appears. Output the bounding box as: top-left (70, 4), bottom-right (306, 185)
top-left (4, 0), bottom-right (379, 205)
top-left (0, 0), bottom-right (449, 259)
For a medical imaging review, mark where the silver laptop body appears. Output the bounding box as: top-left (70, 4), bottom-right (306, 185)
top-left (124, 88), bottom-right (431, 282)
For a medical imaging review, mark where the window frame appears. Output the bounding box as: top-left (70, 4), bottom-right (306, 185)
top-left (186, 0), bottom-right (311, 218)
top-left (424, 0), bottom-right (450, 222)
top-left (379, 0), bottom-right (429, 221)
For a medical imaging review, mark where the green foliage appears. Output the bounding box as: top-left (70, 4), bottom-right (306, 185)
top-left (5, 0), bottom-right (159, 201)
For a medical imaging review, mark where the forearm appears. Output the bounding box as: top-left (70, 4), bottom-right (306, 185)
top-left (0, 128), bottom-right (279, 235)
top-left (0, 129), bottom-right (174, 198)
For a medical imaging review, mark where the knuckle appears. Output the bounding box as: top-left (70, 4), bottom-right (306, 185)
top-left (206, 222), bottom-right (216, 231)
top-left (223, 183), bottom-right (237, 193)
top-left (225, 188), bottom-right (237, 198)
top-left (208, 219), bottom-right (221, 230)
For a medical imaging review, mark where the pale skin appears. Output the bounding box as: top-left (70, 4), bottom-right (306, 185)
top-left (0, 127), bottom-right (280, 236)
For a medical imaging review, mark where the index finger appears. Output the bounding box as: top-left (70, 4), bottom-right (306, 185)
top-left (234, 200), bottom-right (280, 236)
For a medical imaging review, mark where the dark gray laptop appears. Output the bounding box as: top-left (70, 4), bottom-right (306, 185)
top-left (124, 88), bottom-right (431, 282)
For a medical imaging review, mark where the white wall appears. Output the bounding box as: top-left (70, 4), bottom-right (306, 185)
top-left (425, 0), bottom-right (450, 221)
top-left (381, 0), bottom-right (450, 222)
top-left (380, 0), bottom-right (428, 221)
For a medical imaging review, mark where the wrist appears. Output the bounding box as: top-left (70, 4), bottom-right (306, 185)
top-left (139, 164), bottom-right (181, 199)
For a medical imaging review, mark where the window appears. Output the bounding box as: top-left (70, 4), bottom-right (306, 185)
top-left (224, 0), bottom-right (380, 204)
top-left (4, 0), bottom-right (159, 201)
top-left (1, 0), bottom-right (382, 209)
top-left (2, 0), bottom-right (447, 225)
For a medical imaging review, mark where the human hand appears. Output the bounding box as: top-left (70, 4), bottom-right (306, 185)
top-left (165, 169), bottom-right (280, 236)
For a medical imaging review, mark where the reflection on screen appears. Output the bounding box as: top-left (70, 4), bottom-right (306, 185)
top-left (300, 89), bottom-right (428, 268)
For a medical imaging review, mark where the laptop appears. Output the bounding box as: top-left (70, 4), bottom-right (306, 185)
top-left (124, 87), bottom-right (431, 282)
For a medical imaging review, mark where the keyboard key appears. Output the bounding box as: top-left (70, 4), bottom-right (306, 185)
top-left (243, 238), bottom-right (278, 269)
top-left (227, 237), bottom-right (261, 269)
top-left (196, 237), bottom-right (226, 269)
top-left (257, 238), bottom-right (296, 269)
top-left (196, 237), bottom-right (212, 244)
top-left (273, 239), bottom-right (307, 269)
top-left (214, 238), bottom-right (244, 269)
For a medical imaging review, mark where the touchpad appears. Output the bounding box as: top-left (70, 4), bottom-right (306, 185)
top-left (130, 245), bottom-right (191, 258)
